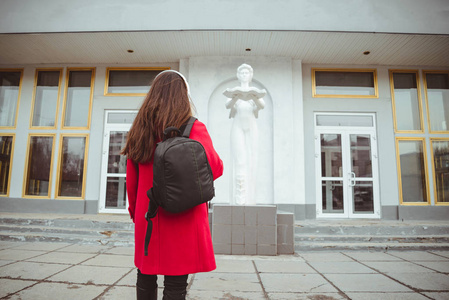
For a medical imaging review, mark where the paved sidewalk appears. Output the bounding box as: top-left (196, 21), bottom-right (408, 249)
top-left (0, 241), bottom-right (448, 299)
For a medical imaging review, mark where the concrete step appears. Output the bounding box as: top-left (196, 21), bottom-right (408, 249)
top-left (295, 234), bottom-right (449, 243)
top-left (0, 214), bottom-right (135, 247)
top-left (295, 242), bottom-right (449, 251)
top-left (294, 220), bottom-right (449, 251)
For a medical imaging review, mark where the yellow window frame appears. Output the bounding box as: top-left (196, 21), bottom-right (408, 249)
top-left (22, 133), bottom-right (56, 199)
top-left (430, 138), bottom-right (449, 206)
top-left (0, 133), bottom-right (15, 197)
top-left (312, 68), bottom-right (378, 98)
top-left (389, 69), bottom-right (425, 134)
top-left (0, 69), bottom-right (24, 129)
top-left (395, 137), bottom-right (431, 206)
top-left (423, 70), bottom-right (449, 134)
top-left (61, 68), bottom-right (96, 130)
top-left (55, 133), bottom-right (89, 200)
top-left (29, 68), bottom-right (63, 130)
top-left (104, 67), bottom-right (170, 96)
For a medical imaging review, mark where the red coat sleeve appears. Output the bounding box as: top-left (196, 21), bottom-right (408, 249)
top-left (190, 120), bottom-right (224, 180)
top-left (126, 159), bottom-right (138, 222)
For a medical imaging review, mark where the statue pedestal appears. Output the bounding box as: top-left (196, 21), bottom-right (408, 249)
top-left (212, 205), bottom-right (294, 255)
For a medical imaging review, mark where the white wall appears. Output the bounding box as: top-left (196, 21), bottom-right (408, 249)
top-left (1, 0), bottom-right (448, 35)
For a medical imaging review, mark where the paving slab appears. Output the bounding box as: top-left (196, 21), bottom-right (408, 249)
top-left (0, 249), bottom-right (47, 261)
top-left (388, 272), bottom-right (449, 291)
top-left (0, 278), bottom-right (37, 298)
top-left (26, 251), bottom-right (96, 265)
top-left (299, 252), bottom-right (353, 262)
top-left (0, 259), bottom-right (12, 267)
top-left (325, 274), bottom-right (412, 292)
top-left (0, 241), bottom-right (26, 250)
top-left (429, 251), bottom-right (449, 259)
top-left (260, 273), bottom-right (338, 293)
top-left (81, 254), bottom-right (134, 268)
top-left (346, 292), bottom-right (429, 300)
top-left (55, 244), bottom-right (112, 254)
top-left (190, 272), bottom-right (262, 292)
top-left (47, 265), bottom-right (133, 285)
top-left (363, 261), bottom-right (436, 273)
top-left (7, 282), bottom-right (106, 300)
top-left (187, 290), bottom-right (265, 300)
top-left (10, 242), bottom-right (71, 252)
top-left (214, 258), bottom-right (255, 273)
top-left (268, 292), bottom-right (346, 300)
top-left (413, 261), bottom-right (449, 273)
top-left (423, 292), bottom-right (449, 300)
top-left (103, 246), bottom-right (134, 256)
top-left (98, 286), bottom-right (139, 300)
top-left (309, 261), bottom-right (377, 274)
top-left (388, 251), bottom-right (449, 261)
top-left (0, 261), bottom-right (69, 280)
top-left (343, 252), bottom-right (403, 261)
top-left (255, 260), bottom-right (316, 273)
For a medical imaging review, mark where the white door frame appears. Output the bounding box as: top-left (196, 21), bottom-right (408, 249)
top-left (99, 110), bottom-right (136, 214)
top-left (314, 113), bottom-right (380, 219)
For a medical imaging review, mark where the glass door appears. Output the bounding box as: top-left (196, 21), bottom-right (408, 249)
top-left (99, 111), bottom-right (137, 214)
top-left (315, 113), bottom-right (380, 218)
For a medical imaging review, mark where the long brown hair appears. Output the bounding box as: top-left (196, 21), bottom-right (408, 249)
top-left (121, 71), bottom-right (192, 163)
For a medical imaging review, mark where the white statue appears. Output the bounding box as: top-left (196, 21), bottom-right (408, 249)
top-left (224, 64), bottom-right (266, 205)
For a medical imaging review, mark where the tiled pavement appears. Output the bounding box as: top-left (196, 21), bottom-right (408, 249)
top-left (0, 241), bottom-right (448, 299)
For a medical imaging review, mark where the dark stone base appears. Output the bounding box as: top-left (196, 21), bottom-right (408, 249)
top-left (0, 197), bottom-right (98, 214)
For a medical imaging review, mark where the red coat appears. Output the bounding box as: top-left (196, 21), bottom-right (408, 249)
top-left (126, 120), bottom-right (223, 275)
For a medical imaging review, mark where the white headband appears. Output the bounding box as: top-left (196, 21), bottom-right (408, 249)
top-left (155, 70), bottom-right (191, 95)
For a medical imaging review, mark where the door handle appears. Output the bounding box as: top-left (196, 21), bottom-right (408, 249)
top-left (349, 172), bottom-right (356, 187)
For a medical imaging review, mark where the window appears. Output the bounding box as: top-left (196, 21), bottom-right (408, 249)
top-left (0, 69), bottom-right (23, 128)
top-left (431, 139), bottom-right (449, 205)
top-left (312, 69), bottom-right (378, 98)
top-left (23, 135), bottom-right (55, 197)
top-left (0, 135), bottom-right (14, 196)
top-left (396, 138), bottom-right (430, 205)
top-left (390, 70), bottom-right (423, 132)
top-left (30, 69), bottom-right (62, 128)
top-left (104, 68), bottom-right (169, 96)
top-left (62, 68), bottom-right (95, 129)
top-left (424, 71), bottom-right (449, 133)
top-left (56, 135), bottom-right (88, 198)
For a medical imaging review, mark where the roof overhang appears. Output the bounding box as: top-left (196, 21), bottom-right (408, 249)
top-left (0, 31), bottom-right (448, 66)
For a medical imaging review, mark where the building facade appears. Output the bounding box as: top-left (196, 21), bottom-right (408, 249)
top-left (0, 0), bottom-right (448, 220)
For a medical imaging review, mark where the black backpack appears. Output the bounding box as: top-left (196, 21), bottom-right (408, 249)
top-left (144, 117), bottom-right (215, 255)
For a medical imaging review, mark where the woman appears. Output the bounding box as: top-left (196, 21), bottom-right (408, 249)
top-left (122, 70), bottom-right (223, 300)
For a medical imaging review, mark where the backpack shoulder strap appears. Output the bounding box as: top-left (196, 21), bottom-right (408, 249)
top-left (181, 116), bottom-right (197, 138)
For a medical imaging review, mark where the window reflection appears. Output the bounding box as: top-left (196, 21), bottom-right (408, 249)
top-left (353, 181), bottom-right (374, 213)
top-left (321, 134), bottom-right (342, 178)
top-left (32, 70), bottom-right (61, 127)
top-left (432, 140), bottom-right (449, 203)
top-left (107, 69), bottom-right (162, 94)
top-left (0, 136), bottom-right (13, 195)
top-left (398, 140), bottom-right (428, 203)
top-left (0, 71), bottom-right (21, 127)
top-left (64, 70), bottom-right (93, 128)
top-left (314, 70), bottom-right (376, 96)
top-left (350, 134), bottom-right (372, 178)
top-left (25, 136), bottom-right (54, 196)
top-left (322, 180), bottom-right (343, 213)
top-left (106, 177), bottom-right (127, 209)
top-left (58, 136), bottom-right (86, 197)
top-left (425, 72), bottom-right (449, 132)
top-left (392, 72), bottom-right (422, 131)
top-left (108, 132), bottom-right (127, 174)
